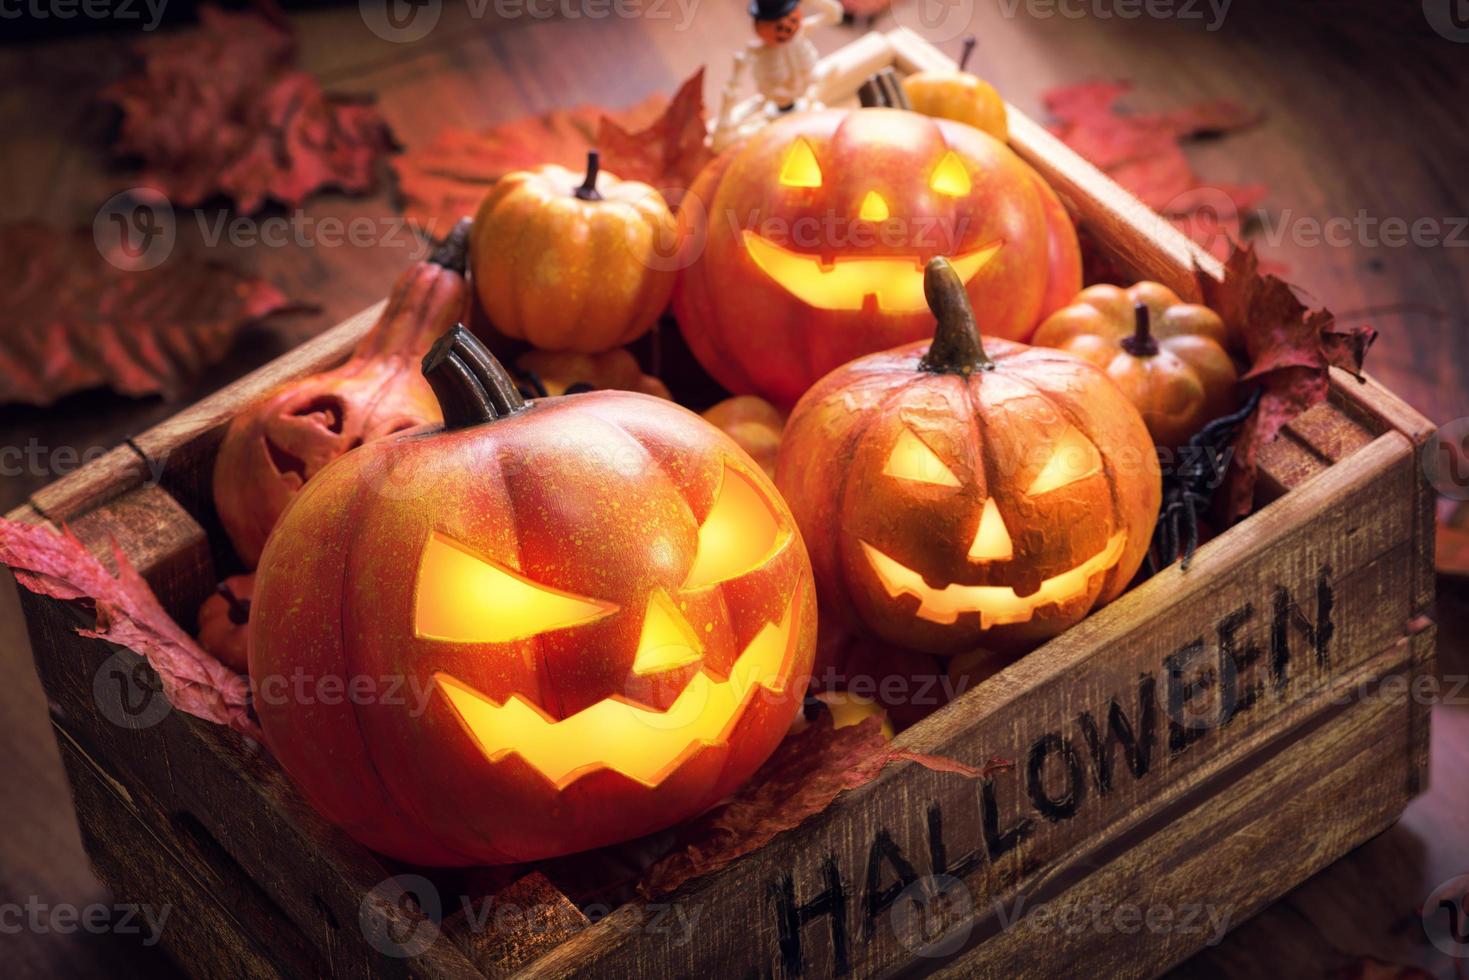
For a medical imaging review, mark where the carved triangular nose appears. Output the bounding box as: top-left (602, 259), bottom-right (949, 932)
top-left (632, 589), bottom-right (704, 676)
top-left (967, 498), bottom-right (1014, 562)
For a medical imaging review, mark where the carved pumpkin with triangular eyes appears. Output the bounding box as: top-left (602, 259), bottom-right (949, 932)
top-left (674, 106), bottom-right (1081, 409)
top-left (776, 259), bottom-right (1160, 657)
top-left (249, 327), bottom-right (816, 866)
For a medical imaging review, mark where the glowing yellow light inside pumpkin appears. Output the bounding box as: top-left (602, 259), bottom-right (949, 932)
top-left (414, 532), bottom-right (617, 643)
top-left (883, 428), bottom-right (960, 487)
top-left (683, 465), bottom-right (786, 590)
top-left (814, 691), bottom-right (894, 740)
top-left (929, 151), bottom-right (973, 197)
top-left (434, 589), bottom-right (803, 789)
top-left (967, 498), bottom-right (1014, 561)
top-left (861, 532), bottom-right (1127, 628)
top-left (859, 191), bottom-right (890, 222)
top-left (1027, 427), bottom-right (1102, 496)
top-left (742, 231), bottom-right (1003, 313)
top-left (779, 138), bottom-right (823, 188)
top-left (632, 589), bottom-right (703, 675)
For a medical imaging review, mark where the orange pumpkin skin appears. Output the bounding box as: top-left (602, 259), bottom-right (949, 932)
top-left (776, 260), bottom-right (1158, 656)
top-left (213, 221), bottom-right (469, 567)
top-left (902, 37), bottom-right (1008, 142)
top-left (516, 347), bottom-right (672, 399)
top-left (196, 574), bottom-right (253, 674)
top-left (1032, 282), bottom-right (1238, 449)
top-left (250, 329), bottom-right (815, 865)
top-left (674, 108), bottom-right (1080, 409)
top-left (473, 152), bottom-right (676, 353)
top-left (702, 395), bottom-right (786, 479)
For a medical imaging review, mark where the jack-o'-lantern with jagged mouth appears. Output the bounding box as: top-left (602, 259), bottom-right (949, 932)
top-left (250, 327), bottom-right (816, 865)
top-left (675, 105), bottom-right (1081, 408)
top-left (777, 259), bottom-right (1159, 657)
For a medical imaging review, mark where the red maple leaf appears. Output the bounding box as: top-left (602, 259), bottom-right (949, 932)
top-left (1197, 244), bottom-right (1377, 520)
top-left (0, 517), bottom-right (258, 739)
top-left (103, 5), bottom-right (394, 213)
top-left (0, 222), bottom-right (301, 406)
top-left (393, 68), bottom-right (710, 233)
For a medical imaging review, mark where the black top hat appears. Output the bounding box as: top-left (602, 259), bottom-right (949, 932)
top-left (750, 0), bottom-right (800, 20)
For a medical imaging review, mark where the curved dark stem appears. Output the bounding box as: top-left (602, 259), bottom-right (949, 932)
top-left (427, 217), bottom-right (472, 272)
top-left (1120, 301), bottom-right (1160, 357)
top-left (919, 257), bottom-right (993, 375)
top-left (576, 150), bottom-right (603, 201)
top-left (959, 36), bottom-right (977, 72)
top-left (857, 69), bottom-right (912, 110)
top-left (422, 324), bottom-right (529, 430)
top-left (217, 582), bottom-right (251, 626)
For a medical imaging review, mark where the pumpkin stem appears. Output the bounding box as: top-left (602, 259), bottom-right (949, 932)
top-left (576, 150), bottom-right (604, 201)
top-left (422, 324), bottom-right (529, 430)
top-left (857, 69), bottom-right (912, 110)
top-left (959, 36), bottom-right (977, 72)
top-left (427, 217), bottom-right (472, 274)
top-left (1121, 301), bottom-right (1161, 357)
top-left (217, 582), bottom-right (251, 626)
top-left (919, 257), bottom-right (994, 375)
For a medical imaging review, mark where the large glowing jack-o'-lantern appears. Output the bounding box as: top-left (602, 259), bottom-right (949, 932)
top-left (776, 259), bottom-right (1159, 656)
top-left (249, 327), bottom-right (816, 865)
top-left (674, 106), bottom-right (1081, 408)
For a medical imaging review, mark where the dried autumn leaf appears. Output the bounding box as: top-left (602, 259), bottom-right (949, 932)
top-left (103, 4), bottom-right (394, 213)
top-left (393, 68), bottom-right (710, 232)
top-left (0, 517), bottom-right (258, 739)
top-left (1044, 79), bottom-right (1267, 260)
top-left (637, 714), bottom-right (1009, 899)
top-left (1196, 244), bottom-right (1377, 520)
top-left (0, 222), bottom-right (299, 406)
top-left (596, 68), bottom-right (713, 210)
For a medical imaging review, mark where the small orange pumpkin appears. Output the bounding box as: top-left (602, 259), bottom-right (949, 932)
top-left (473, 151), bottom-right (676, 353)
top-left (1032, 282), bottom-right (1239, 449)
top-left (212, 220), bottom-right (469, 567)
top-left (902, 37), bottom-right (1008, 142)
top-left (702, 396), bottom-right (785, 479)
top-left (777, 258), bottom-right (1159, 656)
top-left (515, 347), bottom-right (671, 399)
top-left (196, 574), bottom-right (253, 674)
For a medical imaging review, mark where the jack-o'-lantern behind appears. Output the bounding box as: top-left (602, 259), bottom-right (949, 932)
top-left (250, 327), bottom-right (816, 865)
top-left (675, 106), bottom-right (1080, 408)
top-left (776, 259), bottom-right (1159, 656)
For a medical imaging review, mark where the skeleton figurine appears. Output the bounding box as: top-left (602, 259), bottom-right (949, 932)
top-left (713, 0), bottom-right (844, 151)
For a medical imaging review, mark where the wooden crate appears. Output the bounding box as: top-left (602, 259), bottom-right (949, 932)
top-left (10, 29), bottom-right (1438, 980)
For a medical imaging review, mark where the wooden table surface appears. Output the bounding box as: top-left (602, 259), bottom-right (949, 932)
top-left (2, 1), bottom-right (1467, 976)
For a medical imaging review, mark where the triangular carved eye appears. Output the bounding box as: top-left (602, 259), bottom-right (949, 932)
top-left (884, 428), bottom-right (961, 487)
top-left (414, 532), bottom-right (617, 643)
top-left (779, 138), bottom-right (823, 188)
top-left (632, 589), bottom-right (703, 676)
top-left (683, 465), bottom-right (787, 590)
top-left (930, 151), bottom-right (972, 197)
top-left (1028, 427), bottom-right (1102, 496)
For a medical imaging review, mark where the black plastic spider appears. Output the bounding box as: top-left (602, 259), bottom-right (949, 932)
top-left (1146, 387), bottom-right (1263, 575)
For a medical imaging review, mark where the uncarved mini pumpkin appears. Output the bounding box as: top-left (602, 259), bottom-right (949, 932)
top-left (473, 151), bottom-right (676, 353)
top-left (515, 347), bottom-right (671, 399)
top-left (1032, 281), bottom-right (1239, 448)
top-left (902, 38), bottom-right (1008, 142)
top-left (776, 258), bottom-right (1160, 656)
top-left (251, 326), bottom-right (815, 865)
top-left (703, 396), bottom-right (785, 479)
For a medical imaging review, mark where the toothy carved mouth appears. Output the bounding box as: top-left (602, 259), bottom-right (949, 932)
top-left (860, 532), bottom-right (1127, 629)
top-left (435, 587), bottom-right (803, 790)
top-left (742, 232), bottom-right (1003, 313)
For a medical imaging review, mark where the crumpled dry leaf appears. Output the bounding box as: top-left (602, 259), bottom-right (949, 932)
top-left (104, 4), bottom-right (394, 213)
top-left (595, 68), bottom-right (713, 211)
top-left (637, 715), bottom-right (1010, 899)
top-left (0, 518), bottom-right (258, 739)
top-left (1197, 244), bottom-right (1377, 520)
top-left (1044, 79), bottom-right (1267, 260)
top-left (0, 222), bottom-right (299, 406)
top-left (393, 68), bottom-right (709, 232)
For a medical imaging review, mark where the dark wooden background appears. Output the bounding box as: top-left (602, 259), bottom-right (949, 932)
top-left (2, 1), bottom-right (1467, 976)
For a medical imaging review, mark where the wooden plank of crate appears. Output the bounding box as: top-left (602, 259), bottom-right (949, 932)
top-left (925, 628), bottom-right (1431, 979)
top-left (886, 27), bottom-right (1223, 299)
top-left (57, 726), bottom-right (312, 979)
top-left (519, 431), bottom-right (1425, 979)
